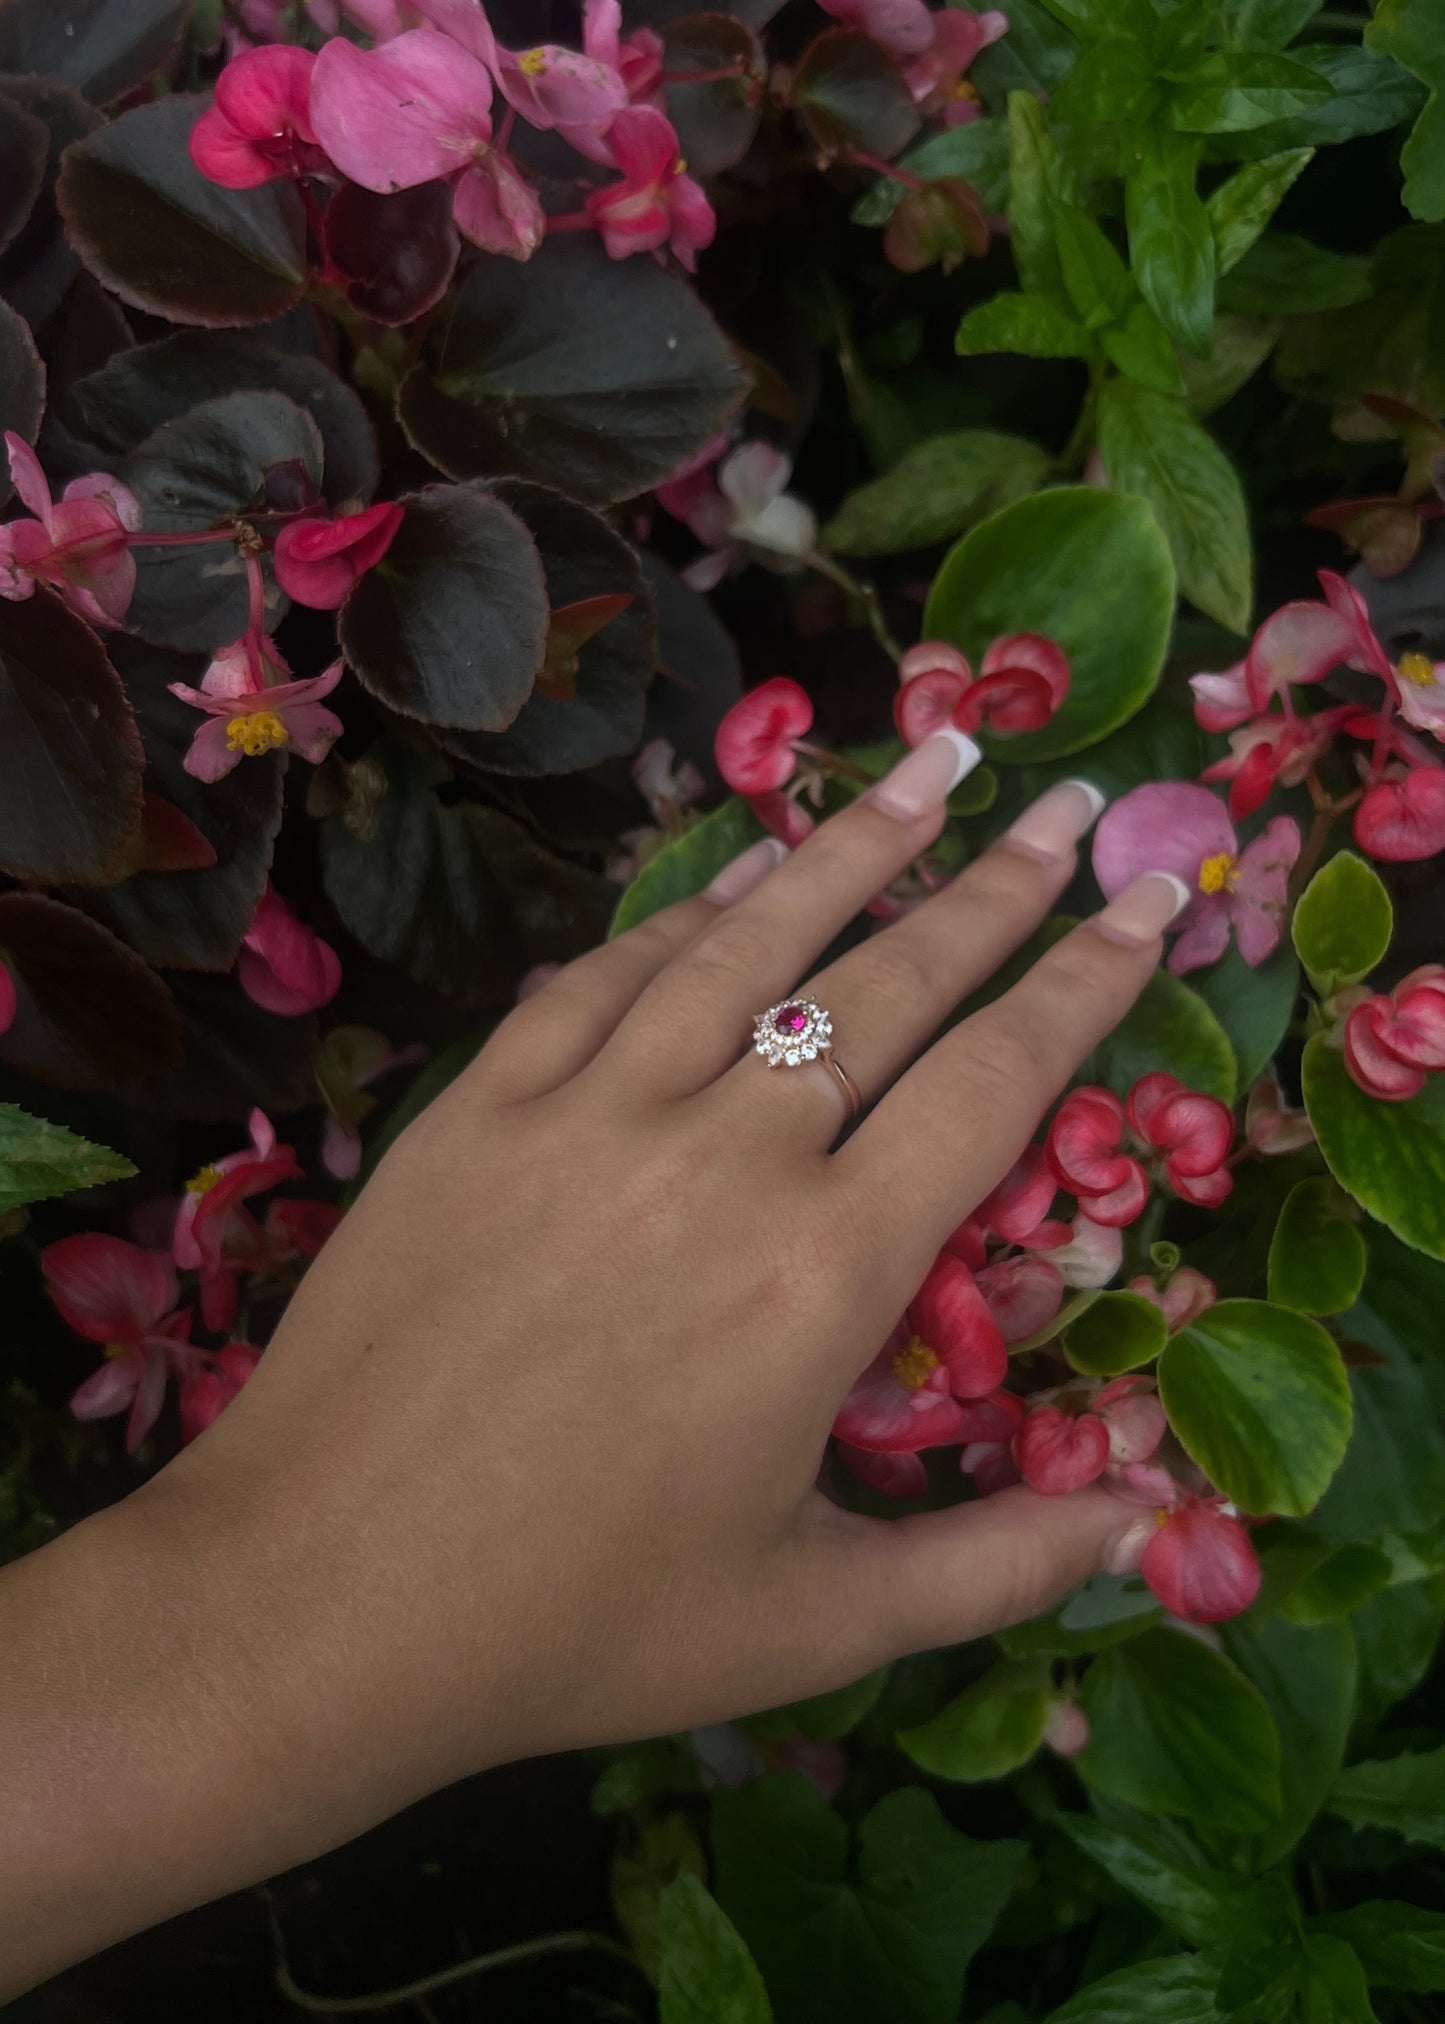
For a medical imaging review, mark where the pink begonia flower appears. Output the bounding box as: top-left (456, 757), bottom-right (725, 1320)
top-left (1244, 1071), bottom-right (1314, 1156)
top-left (748, 788), bottom-right (817, 850)
top-left (273, 502), bottom-right (405, 610)
top-left (715, 676), bottom-right (813, 795)
top-left (674, 444), bottom-right (819, 591)
top-left (1043, 1699), bottom-right (1090, 1757)
top-left (1343, 965), bottom-right (1445, 1101)
top-left (1128, 1265), bottom-right (1217, 1334)
top-left (1199, 705), bottom-right (1354, 823)
top-left (976, 1253), bottom-right (1064, 1342)
top-left (1036, 1213), bottom-right (1123, 1288)
top-left (236, 883), bottom-right (343, 1018)
top-left (959, 1143), bottom-right (1071, 1254)
top-left (1094, 1373), bottom-right (1167, 1464)
top-left (1141, 1496), bottom-right (1261, 1624)
top-left (834, 1253), bottom-right (1007, 1453)
top-left (584, 106), bottom-right (716, 272)
top-left (903, 8), bottom-right (1009, 118)
top-left (1392, 648), bottom-right (1445, 740)
top-left (1125, 1071), bottom-right (1234, 1210)
top-left (1045, 1088), bottom-right (1148, 1227)
top-left (895, 635), bottom-right (1070, 741)
top-left (0, 432), bottom-right (141, 628)
top-left (838, 1441), bottom-right (928, 1497)
top-left (1093, 781), bottom-right (1300, 974)
top-left (0, 957), bottom-right (13, 1038)
top-left (173, 1110), bottom-right (303, 1332)
top-left (309, 31), bottom-right (545, 259)
top-left (496, 26), bottom-right (631, 165)
top-left (169, 638), bottom-right (345, 783)
top-left (1245, 567), bottom-right (1391, 706)
top-left (1014, 1400), bottom-right (1111, 1494)
top-left (41, 1235), bottom-right (204, 1453)
top-left (1354, 760), bottom-right (1445, 862)
top-left (179, 1342), bottom-right (262, 1445)
top-left (817, 0), bottom-right (938, 58)
top-left (190, 46), bottom-right (325, 188)
top-left (582, 0), bottom-right (665, 102)
top-left (958, 1385), bottom-right (1025, 1492)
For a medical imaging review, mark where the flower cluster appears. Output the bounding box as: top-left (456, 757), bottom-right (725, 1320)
top-left (1343, 964), bottom-right (1445, 1101)
top-left (895, 634), bottom-right (1071, 740)
top-left (1046, 1075), bottom-right (1236, 1223)
top-left (41, 1110), bottom-right (340, 1452)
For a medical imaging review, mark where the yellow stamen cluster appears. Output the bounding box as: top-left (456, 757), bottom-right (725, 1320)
top-left (1399, 650), bottom-right (1436, 688)
top-left (226, 710), bottom-right (289, 757)
top-left (519, 47), bottom-right (548, 75)
top-left (1198, 850), bottom-right (1239, 895)
top-left (186, 1164), bottom-right (223, 1196)
top-left (890, 1336), bottom-right (940, 1393)
top-left (103, 1342), bottom-right (131, 1361)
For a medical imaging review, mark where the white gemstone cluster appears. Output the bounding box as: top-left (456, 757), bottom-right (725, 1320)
top-left (752, 997), bottom-right (834, 1069)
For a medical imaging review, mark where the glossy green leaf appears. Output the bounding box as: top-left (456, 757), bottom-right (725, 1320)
top-left (1054, 204), bottom-right (1135, 331)
top-left (1303, 1036), bottom-right (1445, 1261)
top-left (1077, 1626), bottom-right (1282, 1832)
top-left (898, 1661), bottom-right (1050, 1782)
top-left (1168, 52), bottom-right (1335, 133)
top-left (1189, 937), bottom-right (1298, 1087)
top-left (1268, 1179), bottom-right (1367, 1316)
top-left (853, 118), bottom-right (1012, 224)
top-left (1079, 968), bottom-right (1237, 1103)
top-left (1292, 851), bottom-right (1392, 995)
top-left (712, 1778), bottom-right (1025, 2024)
top-left (1298, 1936), bottom-right (1379, 2024)
top-left (1049, 40), bottom-right (1161, 129)
top-left (1207, 148), bottom-right (1315, 273)
top-left (1218, 232), bottom-right (1372, 315)
top-left (1353, 1574), bottom-right (1445, 1723)
top-left (1126, 128), bottom-right (1215, 356)
top-left (1159, 1298), bottom-right (1352, 1516)
top-left (923, 487), bottom-right (1175, 764)
top-left (1226, 1614), bottom-right (1356, 1865)
top-left (1096, 378), bottom-right (1252, 633)
top-left (1328, 1748), bottom-right (1445, 1846)
top-left (1054, 1815), bottom-right (1286, 1949)
top-left (1100, 295), bottom-right (1189, 395)
top-left (0, 0), bottom-right (191, 103)
top-left (1365, 0), bottom-right (1445, 223)
top-left (744, 1668), bottom-right (888, 1745)
top-left (824, 431), bottom-right (1051, 555)
top-left (659, 1875), bottom-right (774, 2024)
top-left (1224, 44), bottom-right (1424, 156)
top-left (1045, 1956), bottom-right (1227, 2024)
top-left (1217, 0), bottom-right (1322, 48)
top-left (1005, 90), bottom-right (1074, 301)
top-left (1316, 1902), bottom-right (1445, 1990)
top-left (1181, 314), bottom-right (1282, 416)
top-left (955, 293), bottom-right (1094, 360)
top-left (0, 1102), bottom-right (134, 1215)
top-left (791, 27), bottom-right (920, 160)
top-left (662, 15), bottom-right (764, 175)
top-left (612, 800), bottom-right (765, 938)
top-left (1278, 1542), bottom-right (1390, 1625)
top-left (1062, 1291), bottom-right (1168, 1375)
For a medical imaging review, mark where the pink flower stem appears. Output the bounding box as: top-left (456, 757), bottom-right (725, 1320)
top-left (127, 529), bottom-right (246, 549)
top-left (660, 61), bottom-right (750, 86)
top-left (244, 549), bottom-right (267, 640)
top-left (793, 739), bottom-right (876, 787)
top-left (806, 549), bottom-right (905, 665)
top-left (1288, 796), bottom-right (1340, 904)
top-left (1366, 692), bottom-right (1398, 784)
top-left (497, 105), bottom-right (517, 150)
top-left (545, 210), bottom-right (596, 235)
top-left (846, 148), bottom-right (927, 192)
top-left (296, 179), bottom-right (341, 284)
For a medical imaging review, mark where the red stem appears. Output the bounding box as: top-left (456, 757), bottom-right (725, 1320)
top-left (846, 148), bottom-right (927, 192)
top-left (659, 61), bottom-right (749, 86)
top-left (545, 210), bottom-right (596, 235)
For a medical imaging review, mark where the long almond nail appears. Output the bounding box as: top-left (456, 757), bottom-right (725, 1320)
top-left (1001, 779), bottom-right (1106, 865)
top-left (868, 728), bottom-right (982, 823)
top-left (704, 835), bottom-right (788, 905)
top-left (1093, 872), bottom-right (1192, 947)
top-left (1102, 1516), bottom-right (1156, 1577)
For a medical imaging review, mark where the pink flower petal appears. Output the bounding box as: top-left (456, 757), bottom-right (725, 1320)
top-left (1093, 781), bottom-right (1235, 907)
top-left (1014, 1404), bottom-right (1110, 1494)
top-left (310, 30), bottom-right (493, 194)
top-left (6, 431), bottom-right (52, 526)
top-left (42, 1234), bottom-right (177, 1346)
top-left (1189, 663), bottom-right (1253, 732)
top-left (909, 1251), bottom-right (1008, 1398)
top-left (1140, 1500), bottom-right (1260, 1623)
top-left (715, 677), bottom-right (812, 794)
top-left (837, 1441), bottom-right (928, 1496)
top-left (817, 0), bottom-right (938, 58)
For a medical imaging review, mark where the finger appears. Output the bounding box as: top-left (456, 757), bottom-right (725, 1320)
top-left (815, 1484), bottom-right (1142, 1661)
top-left (473, 837), bottom-right (787, 1100)
top-left (844, 872), bottom-right (1191, 1260)
top-left (607, 729), bottom-right (982, 1098)
top-left (720, 780), bottom-right (1105, 1140)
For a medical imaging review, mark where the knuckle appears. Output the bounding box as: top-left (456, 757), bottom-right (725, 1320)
top-left (842, 936), bottom-right (939, 1022)
top-left (954, 1010), bottom-right (1042, 1095)
top-left (679, 917), bottom-right (774, 996)
top-left (955, 847), bottom-right (1049, 916)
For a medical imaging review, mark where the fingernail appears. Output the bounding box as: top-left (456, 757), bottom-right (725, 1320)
top-left (869, 728), bottom-right (982, 824)
top-left (1102, 1517), bottom-right (1156, 1577)
top-left (704, 835), bottom-right (788, 904)
top-left (1001, 779), bottom-right (1106, 865)
top-left (1093, 872), bottom-right (1191, 948)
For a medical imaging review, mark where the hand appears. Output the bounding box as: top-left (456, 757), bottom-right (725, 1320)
top-left (0, 730), bottom-right (1189, 1991)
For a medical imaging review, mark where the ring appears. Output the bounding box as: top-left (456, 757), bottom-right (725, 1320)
top-left (752, 998), bottom-right (862, 1119)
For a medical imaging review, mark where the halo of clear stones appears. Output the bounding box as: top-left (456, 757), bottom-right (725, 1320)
top-left (752, 997), bottom-right (834, 1069)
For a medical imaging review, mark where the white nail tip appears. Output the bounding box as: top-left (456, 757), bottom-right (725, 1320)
top-left (1153, 872), bottom-right (1193, 920)
top-left (1060, 778), bottom-right (1107, 823)
top-left (934, 726), bottom-right (984, 791)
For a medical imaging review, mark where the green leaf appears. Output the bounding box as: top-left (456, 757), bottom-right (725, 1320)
top-left (1189, 937), bottom-right (1299, 1087)
top-left (1207, 148), bottom-right (1315, 274)
top-left (1096, 378), bottom-right (1252, 633)
top-left (1054, 205), bottom-right (1135, 331)
top-left (1328, 1748), bottom-right (1445, 1847)
top-left (791, 27), bottom-right (921, 161)
top-left (1217, 0), bottom-right (1322, 49)
top-left (1044, 1956), bottom-right (1228, 2024)
top-left (0, 300), bottom-right (43, 509)
top-left (1006, 90), bottom-right (1074, 301)
top-left (1079, 967), bottom-right (1237, 1103)
top-left (922, 487), bottom-right (1175, 765)
top-left (974, 0), bottom-right (1078, 98)
top-left (1315, 1903), bottom-right (1445, 1991)
top-left (1365, 0), bottom-right (1445, 224)
top-left (1159, 1299), bottom-right (1353, 1517)
top-left (662, 15), bottom-right (764, 176)
top-left (745, 1669), bottom-right (888, 1745)
top-left (1226, 1615), bottom-right (1356, 1866)
top-left (1218, 232), bottom-right (1373, 316)
top-left (0, 1102), bottom-right (134, 1216)
top-left (1298, 1937), bottom-right (1380, 2024)
top-left (1099, 297), bottom-right (1188, 395)
top-left (1062, 1290), bottom-right (1168, 1375)
top-left (659, 1876), bottom-right (775, 2024)
top-left (1277, 1542), bottom-right (1390, 1625)
top-left (955, 293), bottom-right (1095, 361)
top-left (1125, 128), bottom-right (1215, 356)
top-left (1268, 1179), bottom-right (1367, 1316)
top-left (612, 800), bottom-right (765, 938)
top-left (1076, 1626), bottom-right (1283, 1832)
top-left (824, 431), bottom-right (1052, 555)
top-left (1054, 1815), bottom-right (1286, 1949)
top-left (854, 119), bottom-right (1012, 224)
top-left (1353, 1574), bottom-right (1445, 1724)
top-left (897, 1660), bottom-right (1050, 1782)
top-left (712, 1778), bottom-right (1025, 2024)
top-left (1050, 41), bottom-right (1162, 129)
top-left (1302, 1036), bottom-right (1445, 1261)
top-left (0, 0), bottom-right (191, 104)
top-left (1292, 851), bottom-right (1393, 996)
top-left (1181, 314), bottom-right (1281, 416)
top-left (1167, 52), bottom-right (1335, 134)
top-left (1224, 44), bottom-right (1425, 156)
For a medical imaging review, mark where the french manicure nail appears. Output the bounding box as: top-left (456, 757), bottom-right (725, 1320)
top-left (869, 728), bottom-right (982, 824)
top-left (1093, 871), bottom-right (1192, 947)
top-left (704, 835), bottom-right (788, 905)
top-left (1001, 778), bottom-right (1106, 864)
top-left (1102, 1517), bottom-right (1155, 1577)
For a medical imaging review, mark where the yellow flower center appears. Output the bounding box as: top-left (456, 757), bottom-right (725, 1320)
top-left (891, 1336), bottom-right (940, 1393)
top-left (1198, 850), bottom-right (1239, 895)
top-left (226, 710), bottom-right (289, 757)
top-left (1399, 650), bottom-right (1435, 688)
top-left (949, 79), bottom-right (983, 106)
top-left (186, 1163), bottom-right (223, 1196)
top-left (519, 47), bottom-right (548, 75)
top-left (675, 155), bottom-right (688, 175)
top-left (103, 1341), bottom-right (131, 1360)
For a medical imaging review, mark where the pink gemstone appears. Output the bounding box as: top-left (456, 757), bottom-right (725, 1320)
top-left (775, 1005), bottom-right (808, 1034)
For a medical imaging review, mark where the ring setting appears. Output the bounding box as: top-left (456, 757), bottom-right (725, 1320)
top-left (752, 998), bottom-right (862, 1118)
